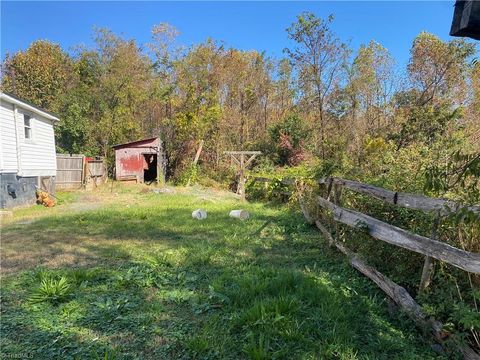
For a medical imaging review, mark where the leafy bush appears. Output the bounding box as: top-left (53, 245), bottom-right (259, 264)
top-left (245, 139), bottom-right (479, 353)
top-left (92, 296), bottom-right (133, 321)
top-left (246, 160), bottom-right (335, 202)
top-left (197, 164), bottom-right (234, 189)
top-left (92, 349), bottom-right (118, 360)
top-left (268, 113), bottom-right (311, 166)
top-left (175, 163), bottom-right (199, 186)
top-left (29, 276), bottom-right (72, 305)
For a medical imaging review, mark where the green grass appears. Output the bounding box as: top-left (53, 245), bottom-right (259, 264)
top-left (0, 185), bottom-right (447, 359)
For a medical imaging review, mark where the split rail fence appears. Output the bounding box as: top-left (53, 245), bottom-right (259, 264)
top-left (253, 176), bottom-right (480, 359)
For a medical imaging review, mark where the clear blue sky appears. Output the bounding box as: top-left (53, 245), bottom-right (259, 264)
top-left (0, 1), bottom-right (463, 68)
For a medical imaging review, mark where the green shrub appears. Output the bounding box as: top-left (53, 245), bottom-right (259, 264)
top-left (29, 276), bottom-right (72, 305)
top-left (185, 335), bottom-right (210, 356)
top-left (176, 163), bottom-right (199, 186)
top-left (92, 349), bottom-right (118, 360)
top-left (243, 334), bottom-right (270, 360)
top-left (268, 113), bottom-right (311, 166)
top-left (199, 163), bottom-right (237, 188)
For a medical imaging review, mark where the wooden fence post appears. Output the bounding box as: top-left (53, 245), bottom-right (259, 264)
top-left (333, 183), bottom-right (343, 241)
top-left (81, 155), bottom-right (86, 188)
top-left (224, 151), bottom-right (261, 201)
top-left (419, 213), bottom-right (440, 293)
top-left (155, 135), bottom-right (168, 186)
top-left (326, 177), bottom-right (334, 200)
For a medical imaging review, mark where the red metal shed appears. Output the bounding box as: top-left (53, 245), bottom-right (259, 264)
top-left (112, 137), bottom-right (161, 183)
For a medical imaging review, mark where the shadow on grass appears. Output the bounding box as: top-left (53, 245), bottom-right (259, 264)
top-left (0, 196), bottom-right (444, 359)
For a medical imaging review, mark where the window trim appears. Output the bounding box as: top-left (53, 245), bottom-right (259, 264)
top-left (22, 113), bottom-right (34, 142)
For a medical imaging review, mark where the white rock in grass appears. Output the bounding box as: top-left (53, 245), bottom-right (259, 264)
top-left (192, 209), bottom-right (207, 220)
top-left (229, 209), bottom-right (250, 220)
top-left (152, 187), bottom-right (176, 194)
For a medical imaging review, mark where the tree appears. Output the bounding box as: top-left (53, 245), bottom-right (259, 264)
top-left (55, 51), bottom-right (100, 154)
top-left (391, 34), bottom-right (476, 149)
top-left (272, 58), bottom-right (295, 124)
top-left (1, 40), bottom-right (74, 112)
top-left (350, 41), bottom-right (396, 132)
top-left (408, 32), bottom-right (476, 106)
top-left (269, 113), bottom-right (310, 166)
top-left (342, 41), bottom-right (396, 163)
top-left (87, 28), bottom-right (152, 158)
top-left (285, 12), bottom-right (350, 158)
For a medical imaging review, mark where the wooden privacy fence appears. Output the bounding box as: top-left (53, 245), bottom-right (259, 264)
top-left (252, 176), bottom-right (480, 359)
top-left (85, 158), bottom-right (107, 189)
top-left (56, 154), bottom-right (84, 189)
top-left (56, 154), bottom-right (107, 190)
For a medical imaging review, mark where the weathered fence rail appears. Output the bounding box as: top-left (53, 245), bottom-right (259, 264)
top-left (318, 177), bottom-right (480, 214)
top-left (317, 195), bottom-right (480, 273)
top-left (311, 214), bottom-right (479, 360)
top-left (254, 175), bottom-right (480, 274)
top-left (251, 175), bottom-right (480, 359)
top-left (312, 219), bottom-right (443, 336)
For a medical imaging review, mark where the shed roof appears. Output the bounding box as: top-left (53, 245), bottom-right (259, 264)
top-left (0, 92), bottom-right (60, 122)
top-left (112, 137), bottom-right (159, 149)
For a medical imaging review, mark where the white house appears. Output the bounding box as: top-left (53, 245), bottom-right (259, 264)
top-left (0, 92), bottom-right (59, 208)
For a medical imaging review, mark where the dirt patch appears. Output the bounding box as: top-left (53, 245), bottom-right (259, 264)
top-left (0, 231), bottom-right (103, 275)
top-left (0, 183), bottom-right (237, 275)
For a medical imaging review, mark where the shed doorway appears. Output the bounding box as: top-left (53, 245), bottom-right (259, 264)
top-left (143, 154), bottom-right (157, 183)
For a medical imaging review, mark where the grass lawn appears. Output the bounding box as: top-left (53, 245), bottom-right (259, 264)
top-left (0, 184), bottom-right (446, 359)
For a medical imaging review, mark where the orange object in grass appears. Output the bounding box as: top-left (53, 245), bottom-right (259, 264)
top-left (36, 190), bottom-right (55, 207)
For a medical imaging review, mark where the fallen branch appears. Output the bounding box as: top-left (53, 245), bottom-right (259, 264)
top-left (250, 220), bottom-right (272, 236)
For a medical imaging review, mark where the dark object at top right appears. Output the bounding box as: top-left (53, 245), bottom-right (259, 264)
top-left (450, 0), bottom-right (480, 40)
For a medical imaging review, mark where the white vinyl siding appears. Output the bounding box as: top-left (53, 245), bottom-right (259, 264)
top-left (16, 109), bottom-right (57, 176)
top-left (0, 98), bottom-right (57, 177)
top-left (0, 100), bottom-right (19, 172)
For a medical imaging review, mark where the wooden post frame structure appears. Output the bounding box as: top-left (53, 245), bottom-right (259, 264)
top-left (224, 151), bottom-right (261, 201)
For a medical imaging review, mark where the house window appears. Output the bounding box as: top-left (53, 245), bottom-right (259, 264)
top-left (24, 114), bottom-right (32, 139)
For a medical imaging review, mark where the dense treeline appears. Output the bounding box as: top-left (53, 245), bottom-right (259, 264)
top-left (2, 13), bottom-right (478, 186)
top-left (2, 12), bottom-right (480, 353)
